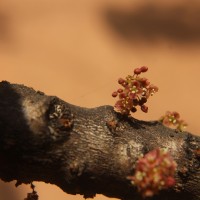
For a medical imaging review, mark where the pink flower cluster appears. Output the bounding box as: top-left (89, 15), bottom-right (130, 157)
top-left (160, 111), bottom-right (188, 131)
top-left (128, 148), bottom-right (177, 198)
top-left (112, 67), bottom-right (158, 115)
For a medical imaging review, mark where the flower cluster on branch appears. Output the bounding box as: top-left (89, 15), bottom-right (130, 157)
top-left (160, 111), bottom-right (188, 131)
top-left (128, 148), bottom-right (177, 198)
top-left (112, 66), bottom-right (158, 115)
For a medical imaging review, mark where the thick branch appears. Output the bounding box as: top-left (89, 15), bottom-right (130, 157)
top-left (0, 81), bottom-right (199, 200)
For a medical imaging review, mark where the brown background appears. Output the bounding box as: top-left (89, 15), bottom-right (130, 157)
top-left (0, 0), bottom-right (200, 199)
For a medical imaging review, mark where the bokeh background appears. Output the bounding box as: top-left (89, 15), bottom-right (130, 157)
top-left (0, 0), bottom-right (200, 199)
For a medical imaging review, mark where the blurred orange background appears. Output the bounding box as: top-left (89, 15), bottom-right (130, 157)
top-left (0, 0), bottom-right (200, 199)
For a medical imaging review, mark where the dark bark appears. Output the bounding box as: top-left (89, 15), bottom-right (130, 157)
top-left (0, 81), bottom-right (199, 200)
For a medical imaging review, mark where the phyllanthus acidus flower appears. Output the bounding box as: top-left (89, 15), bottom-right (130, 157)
top-left (160, 111), bottom-right (188, 131)
top-left (112, 66), bottom-right (158, 115)
top-left (127, 148), bottom-right (177, 198)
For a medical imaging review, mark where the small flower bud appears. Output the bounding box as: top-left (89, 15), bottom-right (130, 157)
top-left (140, 78), bottom-right (148, 86)
top-left (112, 91), bottom-right (118, 97)
top-left (118, 78), bottom-right (125, 84)
top-left (117, 88), bottom-right (123, 93)
top-left (133, 80), bottom-right (139, 87)
top-left (122, 81), bottom-right (128, 86)
top-left (145, 79), bottom-right (150, 86)
top-left (133, 99), bottom-right (139, 106)
top-left (131, 107), bottom-right (137, 113)
top-left (139, 97), bottom-right (147, 105)
top-left (141, 105), bottom-right (148, 113)
top-left (134, 68), bottom-right (141, 75)
top-left (119, 92), bottom-right (126, 99)
top-left (140, 66), bottom-right (148, 72)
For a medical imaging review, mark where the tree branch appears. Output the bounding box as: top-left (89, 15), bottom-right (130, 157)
top-left (0, 81), bottom-right (199, 200)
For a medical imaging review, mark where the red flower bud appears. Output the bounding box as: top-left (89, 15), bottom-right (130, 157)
top-left (117, 88), bottom-right (123, 93)
top-left (131, 107), bottom-right (137, 112)
top-left (119, 92), bottom-right (126, 99)
top-left (112, 91), bottom-right (118, 97)
top-left (118, 78), bottom-right (125, 84)
top-left (134, 68), bottom-right (141, 75)
top-left (140, 66), bottom-right (148, 72)
top-left (141, 105), bottom-right (148, 113)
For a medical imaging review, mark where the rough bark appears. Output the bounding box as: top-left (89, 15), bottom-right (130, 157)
top-left (0, 81), bottom-right (199, 200)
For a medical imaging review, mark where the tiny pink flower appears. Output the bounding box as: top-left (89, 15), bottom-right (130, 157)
top-left (160, 111), bottom-right (188, 131)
